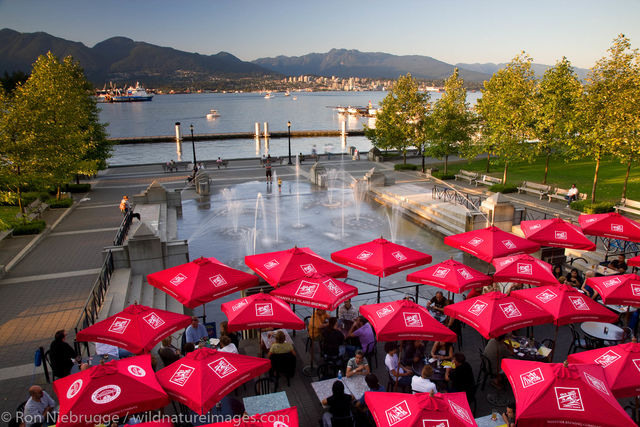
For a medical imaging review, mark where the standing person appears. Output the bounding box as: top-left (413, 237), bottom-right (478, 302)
top-left (49, 330), bottom-right (77, 378)
top-left (445, 352), bottom-right (475, 400)
top-left (119, 196), bottom-right (130, 216)
top-left (24, 385), bottom-right (56, 427)
top-left (265, 160), bottom-right (272, 183)
top-left (277, 177), bottom-right (282, 192)
top-left (308, 309), bottom-right (329, 341)
top-left (566, 184), bottom-right (579, 206)
top-left (217, 157), bottom-right (223, 169)
top-left (185, 316), bottom-right (208, 344)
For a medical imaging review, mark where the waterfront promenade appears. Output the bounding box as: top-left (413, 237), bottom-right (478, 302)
top-left (0, 154), bottom-right (617, 422)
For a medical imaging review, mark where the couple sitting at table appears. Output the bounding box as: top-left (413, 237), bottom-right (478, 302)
top-left (321, 373), bottom-right (384, 427)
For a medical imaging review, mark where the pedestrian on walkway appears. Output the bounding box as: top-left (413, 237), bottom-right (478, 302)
top-left (265, 161), bottom-right (273, 183)
top-left (119, 196), bottom-right (130, 216)
top-left (49, 330), bottom-right (77, 378)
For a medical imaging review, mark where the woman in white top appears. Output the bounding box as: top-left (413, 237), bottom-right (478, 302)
top-left (412, 365), bottom-right (437, 394)
top-left (218, 335), bottom-right (239, 354)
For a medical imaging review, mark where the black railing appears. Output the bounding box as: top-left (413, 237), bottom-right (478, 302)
top-left (73, 251), bottom-right (114, 355)
top-left (113, 211), bottom-right (133, 246)
top-left (431, 185), bottom-right (483, 211)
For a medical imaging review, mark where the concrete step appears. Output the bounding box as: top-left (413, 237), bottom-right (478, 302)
top-left (165, 289), bottom-right (185, 315)
top-left (106, 268), bottom-right (132, 318)
top-left (140, 276), bottom-right (155, 308)
top-left (153, 284), bottom-right (166, 311)
top-left (125, 274), bottom-right (143, 307)
top-left (166, 207), bottom-right (177, 241)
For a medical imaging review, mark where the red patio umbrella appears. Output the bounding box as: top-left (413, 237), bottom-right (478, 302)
top-left (443, 291), bottom-right (553, 339)
top-left (331, 237), bottom-right (432, 302)
top-left (629, 255), bottom-right (640, 267)
top-left (220, 292), bottom-right (304, 332)
top-left (510, 284), bottom-right (618, 326)
top-left (75, 304), bottom-right (192, 354)
top-left (521, 218), bottom-right (596, 251)
top-left (359, 299), bottom-right (457, 342)
top-left (245, 246), bottom-right (348, 287)
top-left (270, 273), bottom-right (358, 310)
top-left (444, 226), bottom-right (540, 263)
top-left (147, 256), bottom-right (259, 309)
top-left (579, 212), bottom-right (640, 242)
top-left (201, 406), bottom-right (298, 426)
top-left (585, 273), bottom-right (640, 306)
top-left (53, 355), bottom-right (169, 427)
top-left (406, 258), bottom-right (492, 293)
top-left (502, 359), bottom-right (635, 427)
top-left (156, 348), bottom-right (270, 415)
top-left (568, 342), bottom-right (640, 398)
top-left (492, 254), bottom-right (559, 286)
top-left (365, 391), bottom-right (476, 427)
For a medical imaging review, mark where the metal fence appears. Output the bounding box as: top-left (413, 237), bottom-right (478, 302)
top-left (113, 211), bottom-right (133, 246)
top-left (431, 185), bottom-right (483, 211)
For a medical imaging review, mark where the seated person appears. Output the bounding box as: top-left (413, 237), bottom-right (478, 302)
top-left (402, 340), bottom-right (426, 374)
top-left (608, 254), bottom-right (628, 274)
top-left (185, 316), bottom-right (208, 344)
top-left (347, 316), bottom-right (375, 354)
top-left (49, 329), bottom-right (77, 378)
top-left (566, 184), bottom-right (579, 205)
top-left (430, 340), bottom-right (454, 361)
top-left (502, 402), bottom-right (517, 427)
top-left (338, 299), bottom-right (358, 325)
top-left (581, 270), bottom-right (599, 299)
top-left (354, 373), bottom-right (384, 409)
top-left (505, 282), bottom-right (524, 295)
top-left (552, 264), bottom-right (564, 279)
top-left (267, 330), bottom-right (296, 357)
top-left (445, 352), bottom-right (475, 400)
top-left (411, 365), bottom-right (437, 394)
top-left (567, 268), bottom-right (582, 287)
top-left (24, 385), bottom-right (56, 427)
top-left (322, 317), bottom-right (345, 360)
top-left (308, 309), bottom-right (329, 341)
top-left (158, 337), bottom-right (181, 367)
top-left (183, 342), bottom-right (196, 355)
top-left (558, 276), bottom-right (568, 285)
top-left (220, 321), bottom-right (240, 348)
top-left (346, 350), bottom-right (370, 377)
top-left (218, 335), bottom-right (239, 354)
top-left (427, 291), bottom-right (448, 313)
top-left (384, 341), bottom-right (413, 389)
top-left (321, 380), bottom-right (355, 427)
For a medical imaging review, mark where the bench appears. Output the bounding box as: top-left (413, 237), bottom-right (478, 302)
top-left (548, 187), bottom-right (588, 203)
top-left (475, 175), bottom-right (503, 187)
top-left (517, 181), bottom-right (551, 200)
top-left (454, 169), bottom-right (478, 184)
top-left (615, 198), bottom-right (640, 217)
top-left (15, 199), bottom-right (48, 222)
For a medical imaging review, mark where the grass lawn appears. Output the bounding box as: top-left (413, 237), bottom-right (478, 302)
top-left (0, 206), bottom-right (19, 230)
top-left (441, 156), bottom-right (640, 202)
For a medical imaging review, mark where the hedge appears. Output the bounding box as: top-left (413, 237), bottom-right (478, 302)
top-left (394, 164), bottom-right (418, 171)
top-left (489, 183), bottom-right (518, 193)
top-left (63, 183), bottom-right (91, 193)
top-left (48, 198), bottom-right (73, 208)
top-left (10, 219), bottom-right (46, 235)
top-left (570, 200), bottom-right (615, 213)
top-left (431, 172), bottom-right (456, 180)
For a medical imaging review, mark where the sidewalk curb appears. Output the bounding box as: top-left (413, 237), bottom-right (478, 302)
top-left (3, 196), bottom-right (85, 274)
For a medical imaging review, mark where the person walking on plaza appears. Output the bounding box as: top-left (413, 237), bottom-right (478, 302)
top-left (119, 195), bottom-right (130, 216)
top-left (217, 157), bottom-right (223, 169)
top-left (49, 330), bottom-right (77, 378)
top-left (24, 385), bottom-right (56, 427)
top-left (566, 184), bottom-right (579, 206)
top-left (265, 160), bottom-right (273, 183)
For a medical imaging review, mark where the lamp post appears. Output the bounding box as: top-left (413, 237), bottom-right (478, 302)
top-left (287, 121), bottom-right (292, 165)
top-left (190, 124), bottom-right (197, 167)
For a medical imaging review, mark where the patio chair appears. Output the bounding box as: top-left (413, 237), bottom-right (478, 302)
top-left (567, 324), bottom-right (590, 356)
top-left (330, 414), bottom-right (355, 427)
top-left (270, 352), bottom-right (295, 388)
top-left (363, 340), bottom-right (378, 369)
top-left (254, 377), bottom-right (276, 395)
top-left (476, 349), bottom-right (496, 391)
top-left (317, 362), bottom-right (338, 381)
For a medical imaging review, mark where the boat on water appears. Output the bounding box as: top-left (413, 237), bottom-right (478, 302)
top-left (206, 109), bottom-right (220, 119)
top-left (284, 90), bottom-right (290, 97)
top-left (110, 83), bottom-right (153, 102)
top-left (264, 92), bottom-right (274, 99)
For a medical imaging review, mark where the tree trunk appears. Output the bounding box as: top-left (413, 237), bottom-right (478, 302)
top-left (486, 153), bottom-right (491, 173)
top-left (622, 159), bottom-right (632, 200)
top-left (591, 154), bottom-right (601, 204)
top-left (503, 161), bottom-right (508, 184)
top-left (543, 153), bottom-right (550, 185)
top-left (403, 149), bottom-right (407, 165)
top-left (57, 185), bottom-right (61, 201)
top-left (75, 173), bottom-right (80, 185)
top-left (421, 153), bottom-right (425, 173)
top-left (444, 155), bottom-right (449, 175)
top-left (17, 186), bottom-right (24, 220)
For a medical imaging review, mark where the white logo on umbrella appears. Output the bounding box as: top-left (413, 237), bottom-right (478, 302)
top-left (632, 284), bottom-right (640, 297)
top-left (255, 303), bottom-right (273, 317)
top-left (502, 240), bottom-right (516, 250)
top-left (376, 305), bottom-right (395, 318)
top-left (66, 379), bottom-right (83, 399)
top-left (555, 387), bottom-right (584, 411)
top-left (300, 264), bottom-right (317, 274)
top-left (468, 237), bottom-right (483, 247)
top-left (569, 296), bottom-right (589, 311)
top-left (536, 289), bottom-right (558, 304)
top-left (392, 251), bottom-right (407, 261)
top-left (611, 224), bottom-right (624, 233)
top-left (432, 267), bottom-right (450, 279)
top-left (295, 281), bottom-right (318, 298)
top-left (209, 274), bottom-right (227, 287)
top-left (357, 250), bottom-right (373, 260)
top-left (403, 313), bottom-right (423, 328)
top-left (595, 350), bottom-right (621, 368)
top-left (603, 277), bottom-right (622, 288)
top-left (232, 299), bottom-right (248, 311)
top-left (170, 273), bottom-right (187, 286)
top-left (448, 400), bottom-right (472, 423)
top-left (457, 268), bottom-right (473, 280)
top-left (633, 359), bottom-right (640, 373)
top-left (264, 260), bottom-right (279, 270)
top-left (385, 400), bottom-right (411, 426)
top-left (143, 312), bottom-right (165, 329)
top-left (468, 301), bottom-right (488, 316)
top-left (554, 231), bottom-right (568, 240)
top-left (584, 372), bottom-right (609, 395)
top-left (499, 303), bottom-right (522, 318)
top-left (530, 224), bottom-right (542, 230)
top-left (324, 279), bottom-right (343, 296)
top-left (127, 365), bottom-right (146, 377)
top-left (517, 263), bottom-right (533, 275)
top-left (91, 385), bottom-right (121, 405)
top-left (499, 257), bottom-right (514, 267)
top-left (421, 421), bottom-right (449, 427)
top-left (108, 317), bottom-right (130, 334)
top-left (209, 357), bottom-right (237, 378)
top-left (520, 367), bottom-right (545, 388)
top-left (169, 364), bottom-right (195, 386)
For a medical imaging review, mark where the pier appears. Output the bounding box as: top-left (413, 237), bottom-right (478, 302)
top-left (109, 129), bottom-right (365, 144)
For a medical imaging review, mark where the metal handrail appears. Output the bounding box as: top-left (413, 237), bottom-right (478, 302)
top-left (113, 211), bottom-right (133, 246)
top-left (431, 185), bottom-right (483, 211)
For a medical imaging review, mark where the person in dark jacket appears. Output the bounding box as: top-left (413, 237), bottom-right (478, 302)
top-left (49, 330), bottom-right (77, 378)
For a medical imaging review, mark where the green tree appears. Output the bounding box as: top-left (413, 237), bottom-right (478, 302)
top-left (534, 57), bottom-right (582, 184)
top-left (365, 74), bottom-right (430, 165)
top-left (476, 52), bottom-right (537, 183)
top-left (428, 68), bottom-right (475, 174)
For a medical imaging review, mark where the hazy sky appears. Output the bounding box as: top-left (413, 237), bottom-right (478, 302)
top-left (0, 0), bottom-right (637, 69)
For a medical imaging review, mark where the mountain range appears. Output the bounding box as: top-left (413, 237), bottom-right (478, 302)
top-left (0, 28), bottom-right (590, 87)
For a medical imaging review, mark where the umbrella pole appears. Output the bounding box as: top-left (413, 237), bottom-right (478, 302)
top-left (550, 325), bottom-right (559, 362)
top-left (303, 308), bottom-right (317, 377)
top-left (635, 395), bottom-right (639, 424)
top-left (377, 277), bottom-right (381, 303)
top-left (202, 304), bottom-right (207, 324)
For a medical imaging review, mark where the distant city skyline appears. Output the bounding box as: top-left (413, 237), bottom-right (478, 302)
top-left (0, 0), bottom-right (638, 69)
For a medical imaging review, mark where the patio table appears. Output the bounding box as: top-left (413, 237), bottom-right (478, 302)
top-left (581, 321), bottom-right (624, 342)
top-left (475, 413), bottom-right (507, 427)
top-left (311, 377), bottom-right (354, 404)
top-left (261, 329), bottom-right (293, 351)
top-left (242, 391), bottom-right (290, 416)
